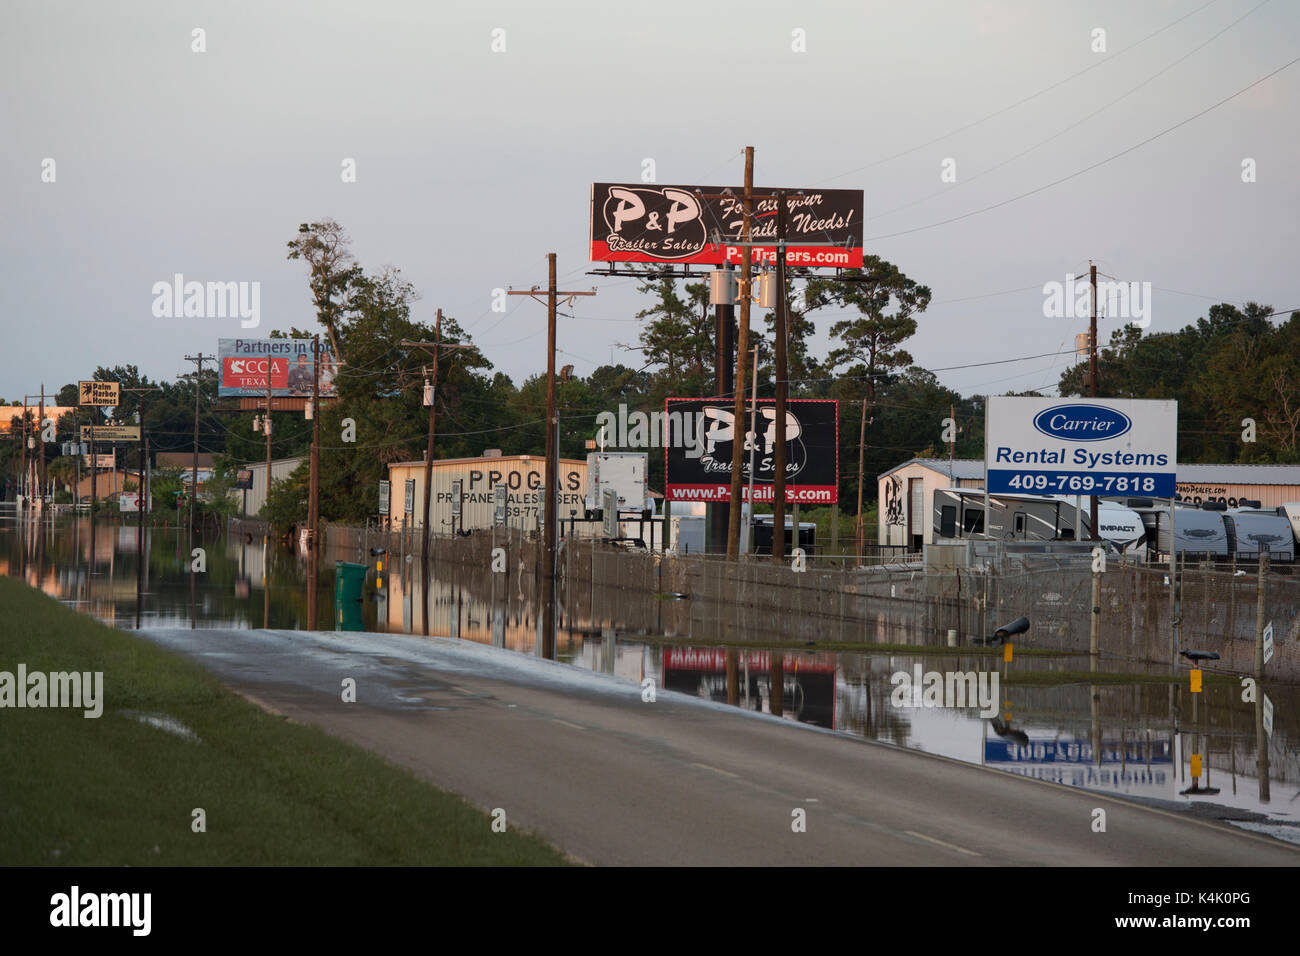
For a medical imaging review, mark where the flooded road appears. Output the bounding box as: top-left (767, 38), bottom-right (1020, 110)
top-left (3, 506), bottom-right (1298, 843)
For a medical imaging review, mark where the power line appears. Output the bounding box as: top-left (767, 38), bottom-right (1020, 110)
top-left (863, 53), bottom-right (1300, 242)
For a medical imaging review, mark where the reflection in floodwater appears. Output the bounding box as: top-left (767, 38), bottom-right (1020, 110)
top-left (2, 506), bottom-right (1297, 838)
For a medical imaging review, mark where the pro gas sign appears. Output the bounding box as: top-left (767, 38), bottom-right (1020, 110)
top-left (985, 397), bottom-right (1177, 497)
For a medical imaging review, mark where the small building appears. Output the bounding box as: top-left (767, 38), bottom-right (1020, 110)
top-left (230, 457), bottom-right (306, 517)
top-left (878, 458), bottom-right (1300, 549)
top-left (385, 454), bottom-right (588, 533)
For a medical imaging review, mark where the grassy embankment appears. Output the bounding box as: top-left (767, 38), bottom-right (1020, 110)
top-left (0, 578), bottom-right (567, 865)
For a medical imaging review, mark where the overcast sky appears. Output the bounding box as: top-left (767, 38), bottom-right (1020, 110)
top-left (4, 0), bottom-right (1297, 404)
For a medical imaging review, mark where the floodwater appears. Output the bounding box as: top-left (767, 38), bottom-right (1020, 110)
top-left (3, 506), bottom-right (1297, 842)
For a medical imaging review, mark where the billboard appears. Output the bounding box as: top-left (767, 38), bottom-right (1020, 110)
top-left (80, 425), bottom-right (139, 442)
top-left (79, 381), bottom-right (119, 406)
top-left (664, 398), bottom-right (838, 504)
top-left (986, 397), bottom-right (1177, 498)
top-left (217, 338), bottom-right (339, 398)
top-left (590, 183), bottom-right (864, 268)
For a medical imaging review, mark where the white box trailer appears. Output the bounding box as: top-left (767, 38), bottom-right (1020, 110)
top-left (585, 452), bottom-right (651, 516)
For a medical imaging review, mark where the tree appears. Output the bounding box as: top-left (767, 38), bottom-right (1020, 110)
top-left (634, 277), bottom-right (714, 403)
top-left (286, 219), bottom-right (364, 364)
top-left (805, 256), bottom-right (931, 555)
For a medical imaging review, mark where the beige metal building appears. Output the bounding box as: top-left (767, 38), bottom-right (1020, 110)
top-left (385, 454), bottom-right (589, 533)
top-left (231, 456), bottom-right (306, 517)
top-left (878, 458), bottom-right (1300, 549)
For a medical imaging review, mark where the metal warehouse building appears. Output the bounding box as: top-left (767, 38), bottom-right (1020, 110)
top-left (878, 458), bottom-right (1300, 550)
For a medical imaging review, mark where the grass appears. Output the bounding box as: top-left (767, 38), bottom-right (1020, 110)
top-left (0, 578), bottom-right (568, 866)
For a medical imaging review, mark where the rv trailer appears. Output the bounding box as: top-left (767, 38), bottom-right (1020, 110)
top-left (1224, 508), bottom-right (1295, 561)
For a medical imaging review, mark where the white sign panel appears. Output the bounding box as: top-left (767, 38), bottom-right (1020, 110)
top-left (986, 397), bottom-right (1177, 498)
top-left (1263, 621), bottom-right (1273, 665)
top-left (1262, 693), bottom-right (1274, 737)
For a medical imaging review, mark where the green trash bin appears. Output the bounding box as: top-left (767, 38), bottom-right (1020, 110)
top-left (335, 560), bottom-right (368, 631)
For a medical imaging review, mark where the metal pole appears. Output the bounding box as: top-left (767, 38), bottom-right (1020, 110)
top-left (745, 344), bottom-right (758, 554)
top-left (1088, 262), bottom-right (1099, 539)
top-left (771, 188), bottom-right (788, 564)
top-left (710, 263), bottom-right (735, 552)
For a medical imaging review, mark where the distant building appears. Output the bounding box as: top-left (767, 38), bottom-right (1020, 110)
top-left (385, 454), bottom-right (588, 533)
top-left (229, 457), bottom-right (306, 517)
top-left (0, 406), bottom-right (77, 432)
top-left (878, 457), bottom-right (1300, 549)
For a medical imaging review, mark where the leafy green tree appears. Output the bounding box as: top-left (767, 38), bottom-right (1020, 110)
top-left (804, 256), bottom-right (931, 547)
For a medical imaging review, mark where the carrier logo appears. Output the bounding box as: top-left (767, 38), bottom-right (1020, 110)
top-left (1032, 404), bottom-right (1131, 441)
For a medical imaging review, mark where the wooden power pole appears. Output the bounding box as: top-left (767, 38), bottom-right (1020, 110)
top-left (725, 146), bottom-right (755, 559)
top-left (307, 334), bottom-right (321, 630)
top-left (508, 257), bottom-right (596, 658)
top-left (1088, 261), bottom-right (1099, 540)
top-left (403, 315), bottom-right (474, 637)
top-left (183, 353), bottom-right (213, 529)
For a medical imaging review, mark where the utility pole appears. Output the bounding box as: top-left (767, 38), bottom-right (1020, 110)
top-left (403, 317), bottom-right (476, 637)
top-left (307, 335), bottom-right (321, 630)
top-left (38, 385), bottom-right (45, 511)
top-left (507, 258), bottom-right (596, 658)
top-left (771, 189), bottom-right (789, 564)
top-left (855, 397), bottom-right (868, 561)
top-left (265, 377), bottom-right (272, 524)
top-left (1088, 261), bottom-right (1099, 540)
top-left (121, 386), bottom-right (162, 628)
top-left (726, 146), bottom-right (755, 559)
top-left (183, 353), bottom-right (213, 529)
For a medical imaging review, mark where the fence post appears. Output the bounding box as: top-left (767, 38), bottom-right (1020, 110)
top-left (1254, 549), bottom-right (1269, 679)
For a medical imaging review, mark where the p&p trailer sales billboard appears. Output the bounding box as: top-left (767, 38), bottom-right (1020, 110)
top-left (217, 338), bottom-right (339, 398)
top-left (664, 398), bottom-right (838, 504)
top-left (590, 183), bottom-right (864, 268)
top-left (985, 397), bottom-right (1177, 498)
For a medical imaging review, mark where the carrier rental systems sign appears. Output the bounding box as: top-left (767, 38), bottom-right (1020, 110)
top-left (985, 397), bottom-right (1177, 497)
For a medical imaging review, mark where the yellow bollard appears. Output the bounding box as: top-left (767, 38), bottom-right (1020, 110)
top-left (1190, 753), bottom-right (1202, 778)
top-left (1190, 668), bottom-right (1202, 693)
top-left (1003, 643), bottom-right (1013, 663)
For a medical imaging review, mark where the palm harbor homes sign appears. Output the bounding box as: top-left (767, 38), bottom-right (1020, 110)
top-left (590, 183), bottom-right (865, 268)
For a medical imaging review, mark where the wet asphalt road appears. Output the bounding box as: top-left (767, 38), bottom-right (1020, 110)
top-left (141, 627), bottom-right (1300, 866)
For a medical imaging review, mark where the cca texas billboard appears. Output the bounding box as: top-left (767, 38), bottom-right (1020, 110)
top-left (217, 338), bottom-right (339, 398)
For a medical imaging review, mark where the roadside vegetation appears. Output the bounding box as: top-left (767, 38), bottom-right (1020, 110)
top-left (0, 578), bottom-right (568, 866)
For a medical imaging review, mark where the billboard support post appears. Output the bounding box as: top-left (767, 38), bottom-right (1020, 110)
top-left (771, 189), bottom-right (788, 565)
top-left (725, 146), bottom-right (755, 560)
top-left (1089, 261), bottom-right (1099, 539)
top-left (709, 263), bottom-right (735, 553)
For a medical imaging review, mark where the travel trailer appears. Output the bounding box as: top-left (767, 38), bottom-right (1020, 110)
top-left (1135, 505), bottom-right (1230, 560)
top-left (1224, 508), bottom-right (1295, 561)
top-left (931, 489), bottom-right (1143, 554)
top-left (1276, 503), bottom-right (1300, 545)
